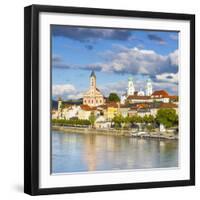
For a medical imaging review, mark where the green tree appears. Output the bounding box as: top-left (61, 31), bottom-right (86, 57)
top-left (143, 114), bottom-right (155, 124)
top-left (129, 115), bottom-right (138, 124)
top-left (129, 115), bottom-right (143, 130)
top-left (108, 93), bottom-right (120, 102)
top-left (112, 114), bottom-right (124, 129)
top-left (156, 108), bottom-right (178, 128)
top-left (89, 112), bottom-right (96, 128)
top-left (135, 115), bottom-right (143, 123)
top-left (146, 124), bottom-right (154, 132)
top-left (52, 118), bottom-right (91, 126)
top-left (143, 114), bottom-right (155, 132)
top-left (123, 116), bottom-right (131, 128)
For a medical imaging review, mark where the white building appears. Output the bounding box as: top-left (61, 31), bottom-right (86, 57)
top-left (127, 76), bottom-right (135, 96)
top-left (95, 116), bottom-right (111, 129)
top-left (138, 89), bottom-right (145, 96)
top-left (121, 76), bottom-right (154, 104)
top-left (57, 98), bottom-right (80, 119)
top-left (120, 94), bottom-right (127, 104)
top-left (64, 105), bottom-right (80, 119)
top-left (145, 78), bottom-right (153, 96)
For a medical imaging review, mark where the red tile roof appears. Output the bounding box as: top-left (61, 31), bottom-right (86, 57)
top-left (80, 105), bottom-right (96, 111)
top-left (151, 90), bottom-right (169, 97)
top-left (120, 104), bottom-right (130, 108)
top-left (136, 103), bottom-right (149, 109)
top-left (169, 95), bottom-right (178, 100)
top-left (127, 95), bottom-right (150, 100)
top-left (96, 105), bottom-right (107, 109)
top-left (159, 103), bottom-right (178, 108)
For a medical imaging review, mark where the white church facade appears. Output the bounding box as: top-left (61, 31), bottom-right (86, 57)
top-left (121, 76), bottom-right (153, 104)
top-left (119, 76), bottom-right (177, 105)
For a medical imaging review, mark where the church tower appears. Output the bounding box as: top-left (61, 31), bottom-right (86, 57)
top-left (127, 76), bottom-right (135, 96)
top-left (90, 70), bottom-right (96, 91)
top-left (57, 97), bottom-right (63, 118)
top-left (58, 97), bottom-right (62, 113)
top-left (146, 78), bottom-right (153, 96)
top-left (83, 71), bottom-right (104, 107)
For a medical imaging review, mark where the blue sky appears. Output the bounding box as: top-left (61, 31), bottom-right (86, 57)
top-left (51, 25), bottom-right (179, 100)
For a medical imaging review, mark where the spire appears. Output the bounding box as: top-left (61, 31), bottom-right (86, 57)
top-left (128, 76), bottom-right (133, 81)
top-left (147, 78), bottom-right (151, 83)
top-left (90, 70), bottom-right (96, 89)
top-left (90, 70), bottom-right (96, 77)
top-left (58, 96), bottom-right (62, 101)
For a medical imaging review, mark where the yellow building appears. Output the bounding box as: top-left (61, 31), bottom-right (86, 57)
top-left (105, 102), bottom-right (119, 120)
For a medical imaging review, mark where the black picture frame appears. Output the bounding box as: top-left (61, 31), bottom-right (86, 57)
top-left (24, 4), bottom-right (195, 196)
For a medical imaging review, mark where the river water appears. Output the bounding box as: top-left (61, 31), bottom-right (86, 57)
top-left (51, 130), bottom-right (178, 174)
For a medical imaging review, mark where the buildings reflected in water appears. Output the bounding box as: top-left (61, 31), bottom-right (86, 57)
top-left (52, 130), bottom-right (178, 173)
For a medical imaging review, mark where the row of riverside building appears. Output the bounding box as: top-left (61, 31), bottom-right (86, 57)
top-left (52, 71), bottom-right (178, 129)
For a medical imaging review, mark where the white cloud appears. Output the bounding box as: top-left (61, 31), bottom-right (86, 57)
top-left (100, 81), bottom-right (127, 97)
top-left (67, 92), bottom-right (84, 100)
top-left (169, 49), bottom-right (178, 66)
top-left (156, 72), bottom-right (178, 83)
top-left (85, 47), bottom-right (178, 76)
top-left (153, 81), bottom-right (178, 95)
top-left (52, 84), bottom-right (86, 100)
top-left (53, 84), bottom-right (76, 96)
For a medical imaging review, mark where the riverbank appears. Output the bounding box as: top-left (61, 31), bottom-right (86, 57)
top-left (52, 125), bottom-right (178, 140)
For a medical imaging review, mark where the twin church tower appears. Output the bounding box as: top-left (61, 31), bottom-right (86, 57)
top-left (127, 76), bottom-right (153, 97)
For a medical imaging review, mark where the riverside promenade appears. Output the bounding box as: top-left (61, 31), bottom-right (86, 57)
top-left (52, 125), bottom-right (178, 140)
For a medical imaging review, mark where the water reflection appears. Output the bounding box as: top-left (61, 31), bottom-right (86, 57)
top-left (52, 130), bottom-right (178, 173)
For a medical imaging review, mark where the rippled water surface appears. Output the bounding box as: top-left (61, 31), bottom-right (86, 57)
top-left (52, 130), bottom-right (178, 173)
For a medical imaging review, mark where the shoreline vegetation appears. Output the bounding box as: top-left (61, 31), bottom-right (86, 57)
top-left (52, 108), bottom-right (178, 140)
top-left (52, 125), bottom-right (178, 140)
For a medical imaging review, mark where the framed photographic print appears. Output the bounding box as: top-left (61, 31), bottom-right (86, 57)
top-left (24, 4), bottom-right (195, 195)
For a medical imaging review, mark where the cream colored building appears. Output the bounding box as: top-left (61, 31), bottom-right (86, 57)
top-left (63, 105), bottom-right (80, 119)
top-left (95, 116), bottom-right (111, 129)
top-left (78, 105), bottom-right (94, 120)
top-left (52, 109), bottom-right (59, 119)
top-left (83, 71), bottom-right (105, 107)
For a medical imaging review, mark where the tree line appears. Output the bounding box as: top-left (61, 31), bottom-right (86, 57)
top-left (112, 108), bottom-right (178, 130)
top-left (52, 108), bottom-right (178, 130)
top-left (52, 118), bottom-right (91, 126)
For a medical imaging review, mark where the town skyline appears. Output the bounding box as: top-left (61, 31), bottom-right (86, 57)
top-left (52, 70), bottom-right (178, 101)
top-left (52, 26), bottom-right (179, 100)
